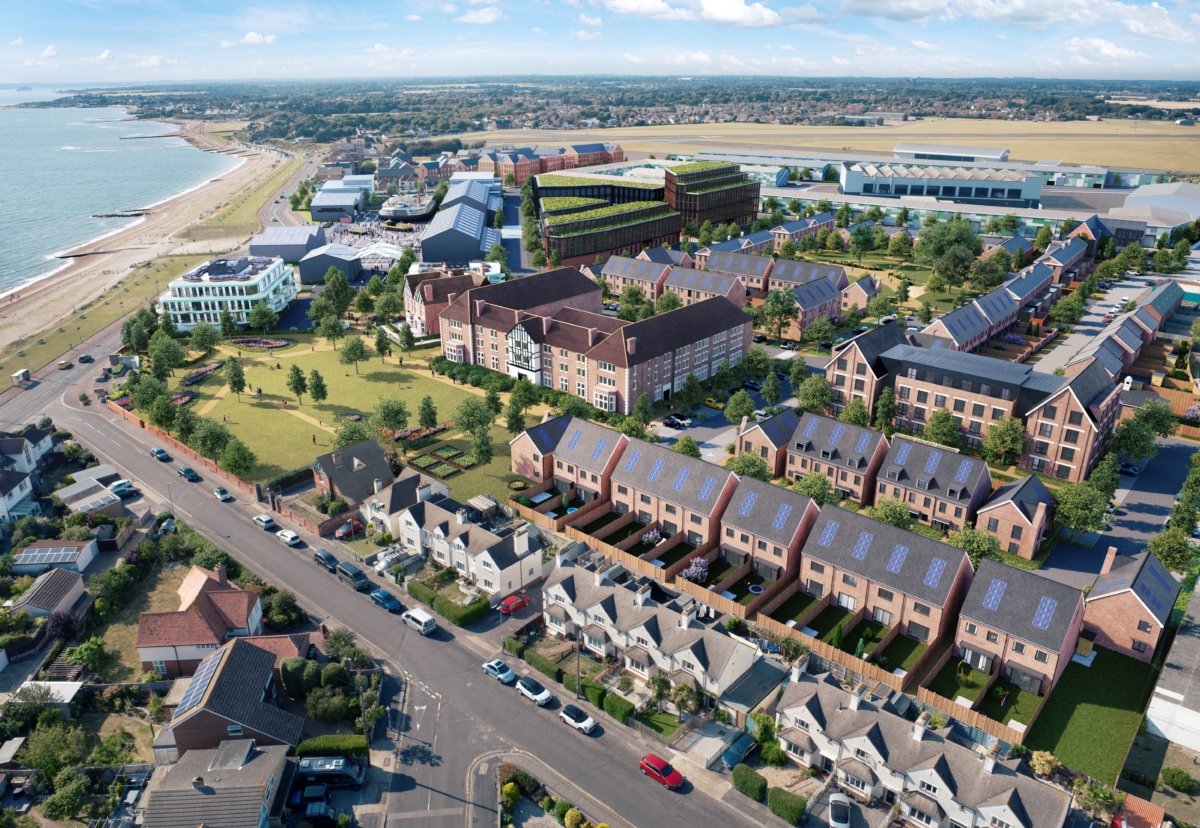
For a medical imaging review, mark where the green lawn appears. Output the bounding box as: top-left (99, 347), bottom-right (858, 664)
top-left (578, 511), bottom-right (621, 535)
top-left (808, 605), bottom-right (852, 642)
top-left (841, 622), bottom-right (889, 658)
top-left (728, 572), bottom-right (769, 606)
top-left (875, 636), bottom-right (928, 674)
top-left (700, 558), bottom-right (738, 587)
top-left (637, 710), bottom-right (682, 738)
top-left (976, 680), bottom-right (1041, 728)
top-left (653, 541), bottom-right (697, 569)
top-left (927, 659), bottom-right (988, 703)
top-left (600, 521), bottom-right (646, 544)
top-left (769, 591), bottom-right (818, 626)
top-left (188, 158), bottom-right (303, 236)
top-left (1026, 646), bottom-right (1158, 785)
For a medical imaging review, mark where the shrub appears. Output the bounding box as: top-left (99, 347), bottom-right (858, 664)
top-left (768, 788), bottom-right (807, 824)
top-left (434, 596), bottom-right (490, 627)
top-left (322, 662), bottom-right (349, 688)
top-left (1163, 767), bottom-right (1195, 792)
top-left (306, 686), bottom-right (351, 722)
top-left (503, 635), bottom-right (525, 658)
top-left (584, 683), bottom-right (607, 709)
top-left (501, 782), bottom-right (520, 810)
top-left (1029, 751), bottom-right (1060, 777)
top-left (564, 809), bottom-right (583, 828)
top-left (280, 657), bottom-right (308, 699)
top-left (604, 693), bottom-right (635, 724)
top-left (553, 798), bottom-right (573, 825)
top-left (525, 651), bottom-right (562, 683)
top-left (732, 764), bottom-right (767, 801)
top-left (617, 676), bottom-right (633, 694)
top-left (296, 735), bottom-right (369, 757)
top-left (406, 579), bottom-right (438, 606)
top-left (539, 796), bottom-right (555, 812)
top-left (761, 741), bottom-right (788, 767)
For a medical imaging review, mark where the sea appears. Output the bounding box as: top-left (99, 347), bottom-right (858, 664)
top-left (0, 88), bottom-right (242, 298)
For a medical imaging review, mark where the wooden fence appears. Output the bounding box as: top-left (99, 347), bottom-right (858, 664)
top-left (564, 524), bottom-right (667, 581)
top-left (508, 483), bottom-right (608, 534)
top-left (913, 647), bottom-right (1043, 745)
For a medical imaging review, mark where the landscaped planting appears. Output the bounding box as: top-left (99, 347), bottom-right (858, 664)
top-left (432, 445), bottom-right (462, 459)
top-left (429, 463), bottom-right (459, 478)
top-left (535, 173), bottom-right (661, 189)
top-left (226, 336), bottom-right (297, 351)
top-left (170, 390), bottom-right (196, 406)
top-left (182, 360), bottom-right (225, 386)
top-left (450, 454), bottom-right (478, 468)
top-left (409, 455), bottom-right (439, 469)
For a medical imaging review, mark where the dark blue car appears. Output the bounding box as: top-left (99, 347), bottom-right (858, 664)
top-left (721, 732), bottom-right (759, 769)
top-left (370, 589), bottom-right (403, 613)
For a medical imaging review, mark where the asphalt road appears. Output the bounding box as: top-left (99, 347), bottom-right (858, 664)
top-left (1031, 273), bottom-right (1155, 375)
top-left (257, 153), bottom-right (326, 229)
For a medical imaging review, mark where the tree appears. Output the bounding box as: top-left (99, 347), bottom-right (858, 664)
top-left (726, 390), bottom-right (756, 425)
top-left (850, 223), bottom-right (874, 263)
top-left (224, 357), bottom-right (246, 401)
top-left (398, 322), bottom-right (416, 354)
top-left (1112, 418), bottom-right (1158, 463)
top-left (1191, 317), bottom-right (1200, 346)
top-left (678, 372), bottom-right (704, 414)
top-left (673, 435), bottom-right (702, 458)
top-left (1055, 482), bottom-right (1108, 541)
top-left (374, 327), bottom-right (390, 363)
top-left (798, 374), bottom-right (832, 413)
top-left (286, 363), bottom-right (307, 403)
top-left (366, 275), bottom-right (386, 297)
top-left (324, 268), bottom-right (352, 309)
top-left (1149, 528), bottom-right (1194, 573)
top-left (743, 346), bottom-right (771, 381)
top-left (189, 322), bottom-right (219, 354)
top-left (670, 683), bottom-right (697, 719)
top-left (714, 359), bottom-right (736, 394)
top-left (1089, 452), bottom-right (1121, 503)
top-left (42, 769), bottom-right (88, 820)
top-left (760, 371), bottom-right (782, 408)
top-left (792, 471), bottom-right (834, 506)
top-left (631, 393), bottom-right (654, 429)
top-left (16, 723), bottom-right (87, 782)
top-left (926, 269), bottom-right (947, 294)
top-left (1029, 751), bottom-right (1060, 777)
top-left (779, 239), bottom-right (797, 259)
top-left (727, 452), bottom-right (771, 481)
top-left (655, 291), bottom-right (682, 314)
top-left (981, 415), bottom-right (1029, 465)
top-left (158, 308), bottom-right (177, 337)
top-left (866, 293), bottom-right (891, 320)
top-left (148, 396), bottom-right (177, 433)
top-left (896, 279), bottom-right (911, 304)
top-left (416, 395), bottom-right (438, 430)
top-left (762, 288), bottom-right (800, 343)
top-left (530, 250), bottom-right (548, 269)
top-left (218, 308), bottom-right (236, 338)
top-left (1137, 399), bottom-right (1179, 439)
top-left (247, 301), bottom-right (278, 336)
top-left (504, 399), bottom-right (526, 436)
top-left (375, 292), bottom-right (400, 323)
top-left (308, 369), bottom-right (328, 407)
top-left (334, 419), bottom-right (370, 449)
top-left (335, 333), bottom-right (372, 376)
top-left (371, 396), bottom-right (410, 434)
top-left (456, 397), bottom-right (495, 434)
top-left (219, 438), bottom-right (257, 477)
top-left (190, 418), bottom-right (232, 458)
top-left (838, 398), bottom-right (870, 426)
top-left (804, 316), bottom-right (835, 343)
top-left (1034, 225), bottom-right (1053, 250)
top-left (354, 291), bottom-right (375, 315)
top-left (835, 202), bottom-right (852, 228)
top-left (472, 426), bottom-right (494, 465)
top-left (925, 409), bottom-right (961, 448)
top-left (307, 292), bottom-right (336, 322)
top-left (619, 284), bottom-right (646, 308)
top-left (65, 636), bottom-right (110, 671)
top-left (917, 300), bottom-right (934, 324)
top-left (866, 497), bottom-right (913, 530)
top-left (318, 314), bottom-right (345, 350)
top-left (888, 232), bottom-right (913, 261)
top-left (649, 674), bottom-right (671, 712)
top-left (948, 524), bottom-right (1001, 567)
top-left (148, 331), bottom-right (186, 380)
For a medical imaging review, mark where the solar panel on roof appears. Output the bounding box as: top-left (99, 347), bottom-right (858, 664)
top-left (772, 504), bottom-right (793, 530)
top-left (854, 432), bottom-right (871, 454)
top-left (698, 476), bottom-right (717, 501)
top-left (719, 279), bottom-right (729, 291)
top-left (803, 417), bottom-right (819, 438)
top-left (1032, 596), bottom-right (1058, 630)
top-left (887, 545), bottom-right (909, 574)
top-left (954, 460), bottom-right (973, 484)
top-left (672, 468), bottom-right (690, 491)
top-left (636, 264), bottom-right (645, 275)
top-left (924, 451), bottom-right (942, 475)
top-left (895, 443), bottom-right (912, 464)
top-left (818, 520), bottom-right (840, 547)
top-left (828, 425), bottom-right (845, 446)
top-left (738, 491), bottom-right (758, 517)
top-left (647, 458), bottom-right (665, 482)
top-left (687, 274), bottom-right (697, 285)
top-left (764, 420), bottom-right (784, 444)
top-left (702, 277), bottom-right (713, 289)
top-left (566, 430), bottom-right (583, 450)
top-left (174, 648), bottom-right (225, 717)
top-left (756, 261), bottom-right (765, 273)
top-left (1137, 583), bottom-right (1166, 615)
top-left (536, 427), bottom-right (552, 446)
top-left (924, 558), bottom-right (947, 588)
top-left (1146, 564), bottom-right (1173, 593)
top-left (982, 579), bottom-right (1007, 610)
top-left (589, 439), bottom-right (609, 461)
top-left (851, 532), bottom-right (873, 560)
top-left (623, 450), bottom-right (642, 472)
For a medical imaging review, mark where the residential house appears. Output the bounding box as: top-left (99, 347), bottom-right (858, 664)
top-left (509, 414), bottom-right (627, 499)
top-left (877, 436), bottom-right (992, 533)
top-left (141, 740), bottom-right (291, 828)
top-left (403, 270), bottom-right (481, 337)
top-left (825, 323), bottom-right (911, 415)
top-left (0, 469), bottom-right (36, 527)
top-left (1115, 796), bottom-right (1167, 828)
top-left (311, 439), bottom-right (395, 509)
top-left (10, 568), bottom-right (86, 619)
top-left (769, 260), bottom-right (849, 293)
top-left (137, 565), bottom-right (264, 679)
top-left (781, 413), bottom-right (888, 505)
top-left (956, 558), bottom-right (1084, 695)
top-left (798, 504), bottom-right (973, 647)
top-left (977, 475), bottom-right (1054, 560)
top-left (717, 477), bottom-right (819, 589)
top-left (773, 667), bottom-right (1071, 828)
top-left (661, 266), bottom-right (747, 307)
top-left (1037, 238), bottom-right (1089, 282)
top-left (1019, 360), bottom-right (1120, 482)
top-left (785, 278), bottom-right (842, 341)
top-left (1084, 547), bottom-right (1180, 663)
top-left (735, 408), bottom-right (802, 479)
top-left (1145, 589), bottom-right (1200, 750)
top-left (841, 277), bottom-right (879, 315)
top-left (600, 256), bottom-right (671, 303)
top-left (771, 212), bottom-right (835, 251)
top-left (245, 633), bottom-right (320, 684)
top-left (0, 429), bottom-right (55, 486)
top-left (566, 143), bottom-right (623, 168)
top-left (703, 251), bottom-right (774, 295)
top-left (12, 538), bottom-right (97, 575)
top-left (637, 246), bottom-right (694, 269)
top-left (360, 467), bottom-right (449, 538)
top-left (920, 286), bottom-right (1019, 352)
top-left (980, 234), bottom-right (1036, 263)
top-left (693, 238), bottom-right (747, 269)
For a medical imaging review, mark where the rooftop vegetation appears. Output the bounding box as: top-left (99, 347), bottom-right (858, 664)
top-left (671, 160), bottom-right (733, 175)
top-left (545, 201), bottom-right (669, 226)
top-left (540, 196), bottom-right (607, 212)
top-left (535, 174), bottom-right (661, 190)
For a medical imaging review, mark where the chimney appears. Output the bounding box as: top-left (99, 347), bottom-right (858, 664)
top-left (215, 564), bottom-right (227, 585)
top-left (374, 478), bottom-right (384, 494)
top-left (626, 336), bottom-right (637, 355)
top-left (456, 508), bottom-right (467, 525)
top-left (516, 309), bottom-right (525, 322)
top-left (543, 316), bottom-right (553, 337)
top-left (635, 583), bottom-right (652, 607)
top-left (513, 525), bottom-right (530, 556)
top-left (912, 710), bottom-right (929, 742)
top-left (595, 562), bottom-right (613, 586)
top-left (679, 604), bottom-right (698, 629)
top-left (983, 742), bottom-right (1000, 774)
top-left (423, 283), bottom-right (433, 301)
top-left (416, 482), bottom-right (432, 502)
top-left (192, 777), bottom-right (204, 789)
top-left (1033, 501), bottom-right (1048, 540)
top-left (849, 681), bottom-right (866, 710)
top-left (447, 292), bottom-right (458, 306)
top-left (1101, 545), bottom-right (1119, 576)
top-left (475, 299), bottom-right (487, 315)
top-left (588, 328), bottom-right (598, 347)
top-left (739, 415), bottom-right (749, 436)
top-left (791, 660), bottom-right (806, 683)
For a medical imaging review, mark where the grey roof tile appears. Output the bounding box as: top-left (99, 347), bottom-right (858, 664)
top-left (980, 474), bottom-right (1053, 524)
top-left (960, 558), bottom-right (1082, 652)
top-left (1090, 552), bottom-right (1180, 625)
top-left (610, 440), bottom-right (735, 517)
top-left (790, 413), bottom-right (885, 476)
top-left (790, 277), bottom-right (841, 310)
top-left (881, 436), bottom-right (988, 497)
top-left (721, 477), bottom-right (814, 547)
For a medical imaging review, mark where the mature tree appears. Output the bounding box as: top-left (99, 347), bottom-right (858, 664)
top-left (323, 268), bottom-right (352, 309)
top-left (131, 375), bottom-right (168, 412)
top-left (887, 232), bottom-right (913, 261)
top-left (17, 724), bottom-right (87, 787)
top-left (925, 409), bottom-right (961, 448)
top-left (789, 357), bottom-right (809, 392)
top-left (173, 405), bottom-right (197, 445)
top-left (354, 291), bottom-right (375, 316)
top-left (318, 314), bottom-right (345, 351)
top-left (631, 393), bottom-right (654, 428)
top-left (619, 284), bottom-right (646, 308)
top-left (1112, 418), bottom-right (1158, 463)
top-left (148, 330), bottom-right (186, 380)
top-left (1034, 224), bottom-right (1054, 250)
top-left (306, 292), bottom-right (336, 322)
top-left (308, 369), bottom-right (328, 407)
top-left (42, 769), bottom-right (89, 820)
top-left (510, 376), bottom-right (537, 414)
top-left (224, 357), bottom-right (246, 401)
top-left (678, 372), bottom-right (705, 414)
top-left (727, 452), bottom-right (771, 481)
top-left (797, 373), bottom-right (832, 413)
top-left (792, 471), bottom-right (834, 506)
top-left (219, 438), bottom-right (257, 477)
top-left (866, 293), bottom-right (892, 319)
top-left (673, 435), bottom-right (702, 458)
top-left (398, 322), bottom-right (416, 354)
top-left (838, 398), bottom-right (871, 426)
top-left (894, 206), bottom-right (910, 226)
top-left (219, 308), bottom-right (236, 338)
top-left (148, 396), bottom-right (177, 433)
top-left (1137, 399), bottom-right (1179, 439)
top-left (866, 497), bottom-right (914, 530)
top-left (779, 239), bottom-right (797, 259)
top-left (504, 399), bottom-right (526, 436)
top-left (189, 322), bottom-right (219, 354)
top-left (416, 395), bottom-right (438, 431)
top-left (247, 301), bottom-right (278, 336)
top-left (1055, 482), bottom-right (1108, 541)
top-left (472, 424), bottom-right (495, 465)
top-left (874, 386), bottom-right (897, 433)
top-left (761, 371), bottom-right (782, 408)
top-left (804, 316), bottom-right (835, 343)
top-left (926, 269), bottom-right (947, 294)
top-left (1089, 452), bottom-right (1121, 503)
top-left (742, 345), bottom-right (771, 382)
top-left (917, 300), bottom-right (934, 324)
top-left (725, 390), bottom-right (756, 425)
top-left (655, 291), bottom-right (682, 314)
top-left (457, 397), bottom-right (495, 434)
top-left (333, 419), bottom-right (371, 449)
top-left (366, 275), bottom-right (386, 296)
top-left (947, 524), bottom-right (1001, 567)
top-left (338, 336), bottom-right (371, 375)
top-left (190, 418), bottom-right (231, 458)
top-left (375, 292), bottom-right (400, 323)
top-left (712, 359), bottom-right (735, 394)
top-left (981, 415), bottom-right (1029, 465)
top-left (896, 279), bottom-right (911, 304)
top-left (1149, 528), bottom-right (1194, 573)
top-left (371, 396), bottom-right (411, 436)
top-left (850, 223), bottom-right (875, 263)
top-left (374, 327), bottom-right (390, 363)
top-left (762, 288), bottom-right (800, 343)
top-left (286, 363), bottom-right (307, 403)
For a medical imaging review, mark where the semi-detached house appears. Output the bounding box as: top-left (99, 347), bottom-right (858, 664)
top-left (1084, 547), bottom-right (1180, 664)
top-left (976, 475), bottom-right (1054, 561)
top-left (716, 476), bottom-right (819, 590)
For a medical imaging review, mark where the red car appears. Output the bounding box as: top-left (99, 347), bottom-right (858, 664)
top-left (334, 519), bottom-right (363, 540)
top-left (499, 594), bottom-right (530, 615)
top-left (639, 754), bottom-right (683, 790)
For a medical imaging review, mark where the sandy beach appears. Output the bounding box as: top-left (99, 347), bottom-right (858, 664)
top-left (0, 121), bottom-right (284, 346)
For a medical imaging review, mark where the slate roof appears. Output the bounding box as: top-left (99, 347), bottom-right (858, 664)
top-left (1142, 281), bottom-right (1184, 320)
top-left (405, 496), bottom-right (504, 559)
top-left (312, 439), bottom-right (394, 505)
top-left (1089, 552), bottom-right (1180, 625)
top-left (834, 323), bottom-right (910, 376)
top-left (751, 407), bottom-right (802, 450)
top-left (979, 475), bottom-right (1053, 524)
top-left (0, 469), bottom-right (28, 497)
top-left (973, 287), bottom-right (1019, 326)
top-left (702, 239), bottom-right (745, 254)
top-left (705, 251), bottom-right (773, 279)
top-left (610, 440), bottom-right (735, 517)
top-left (412, 273), bottom-right (478, 304)
top-left (789, 413), bottom-right (885, 475)
top-left (1062, 360), bottom-right (1119, 416)
top-left (664, 266), bottom-right (740, 297)
top-left (11, 568), bottom-right (82, 614)
top-left (770, 260), bottom-right (846, 287)
top-left (800, 503), bottom-right (967, 607)
top-left (790, 277), bottom-right (841, 310)
top-left (1154, 589), bottom-right (1200, 712)
top-left (483, 526), bottom-right (543, 571)
top-left (588, 297), bottom-right (751, 370)
top-left (369, 467), bottom-right (439, 515)
top-left (142, 741), bottom-right (289, 828)
top-left (1068, 334), bottom-right (1127, 378)
top-left (881, 436), bottom-right (989, 498)
top-left (602, 256), bottom-right (669, 286)
top-left (638, 247), bottom-right (689, 266)
top-left (1002, 264), bottom-right (1053, 302)
top-left (721, 476), bottom-right (813, 547)
top-left (1133, 307), bottom-right (1161, 335)
top-left (930, 302), bottom-right (989, 345)
top-left (442, 267), bottom-right (599, 325)
top-left (1039, 237), bottom-right (1087, 264)
top-left (524, 415), bottom-right (624, 474)
top-left (0, 437), bottom-right (30, 457)
top-left (1114, 318), bottom-right (1144, 352)
top-left (960, 558), bottom-right (1082, 652)
top-left (423, 202), bottom-right (486, 241)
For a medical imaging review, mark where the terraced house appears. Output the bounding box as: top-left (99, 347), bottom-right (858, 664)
top-left (716, 477), bottom-right (820, 590)
top-left (771, 212), bottom-right (835, 251)
top-left (661, 266), bottom-right (747, 307)
top-left (702, 251), bottom-right (774, 296)
top-left (599, 255), bottom-right (670, 302)
top-left (735, 408), bottom-right (802, 479)
top-left (783, 413), bottom-right (889, 505)
top-left (877, 437), bottom-right (992, 533)
top-left (783, 277), bottom-right (842, 341)
top-left (920, 286), bottom-right (1019, 352)
top-left (508, 415), bottom-right (627, 500)
top-left (769, 260), bottom-right (849, 293)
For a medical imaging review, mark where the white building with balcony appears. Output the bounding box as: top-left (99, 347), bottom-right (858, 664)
top-left (158, 257), bottom-right (296, 332)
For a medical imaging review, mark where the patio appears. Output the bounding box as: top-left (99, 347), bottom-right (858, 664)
top-left (807, 605), bottom-right (852, 642)
top-left (600, 670), bottom-right (652, 710)
top-left (768, 591), bottom-right (818, 627)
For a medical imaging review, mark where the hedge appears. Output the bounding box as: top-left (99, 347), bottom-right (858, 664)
top-left (553, 798), bottom-right (573, 825)
top-left (262, 465), bottom-right (315, 491)
top-left (503, 635), bottom-right (526, 658)
top-left (406, 580), bottom-right (438, 607)
top-left (584, 683), bottom-right (607, 710)
top-left (603, 693), bottom-right (634, 725)
top-left (296, 735), bottom-right (369, 757)
top-left (497, 764), bottom-right (542, 797)
top-left (525, 651), bottom-right (562, 683)
top-left (434, 596), bottom-right (490, 627)
top-left (768, 788), bottom-right (807, 824)
top-left (732, 764), bottom-right (767, 802)
top-left (1162, 767), bottom-right (1194, 792)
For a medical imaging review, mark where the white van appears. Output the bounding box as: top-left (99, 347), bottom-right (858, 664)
top-left (401, 608), bottom-right (437, 635)
top-left (108, 479), bottom-right (134, 494)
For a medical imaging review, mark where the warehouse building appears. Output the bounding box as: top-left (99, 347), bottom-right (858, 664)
top-left (248, 226), bottom-right (327, 262)
top-left (421, 203), bottom-right (502, 266)
top-left (893, 143), bottom-right (1009, 163)
top-left (310, 190), bottom-right (364, 221)
top-left (839, 162), bottom-right (1042, 207)
top-left (299, 243), bottom-right (362, 283)
top-left (441, 178), bottom-right (502, 219)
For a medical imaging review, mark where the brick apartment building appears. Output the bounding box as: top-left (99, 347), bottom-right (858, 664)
top-left (1018, 361), bottom-right (1120, 481)
top-left (1084, 547), bottom-right (1180, 663)
top-left (955, 558), bottom-right (1084, 696)
top-left (665, 162), bottom-right (760, 228)
top-left (770, 212), bottom-right (835, 251)
top-left (600, 256), bottom-right (670, 302)
top-left (567, 143), bottom-right (624, 167)
top-left (824, 323), bottom-right (911, 415)
top-left (798, 504), bottom-right (974, 648)
top-left (841, 277), bottom-right (879, 315)
top-left (703, 251), bottom-right (774, 295)
top-left (976, 474), bottom-right (1054, 560)
top-left (479, 147), bottom-right (538, 185)
top-left (780, 413), bottom-right (888, 505)
top-left (661, 267), bottom-right (747, 307)
top-left (877, 436), bottom-right (992, 534)
top-left (403, 270), bottom-right (481, 337)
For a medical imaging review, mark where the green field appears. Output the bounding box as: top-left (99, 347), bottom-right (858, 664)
top-left (186, 157), bottom-right (303, 238)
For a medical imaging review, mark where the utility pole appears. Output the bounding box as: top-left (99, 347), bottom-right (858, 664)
top-left (575, 637), bottom-right (581, 700)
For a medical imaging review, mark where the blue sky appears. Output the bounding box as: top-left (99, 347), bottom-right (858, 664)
top-left (4, 0), bottom-right (1200, 82)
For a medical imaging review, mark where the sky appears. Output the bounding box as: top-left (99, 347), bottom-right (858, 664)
top-left (4, 0), bottom-right (1200, 82)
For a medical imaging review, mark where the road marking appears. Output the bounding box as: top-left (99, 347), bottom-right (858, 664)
top-left (477, 763), bottom-right (488, 775)
top-left (389, 808), bottom-right (462, 820)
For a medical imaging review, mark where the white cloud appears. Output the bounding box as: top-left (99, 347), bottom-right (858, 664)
top-left (41, 45), bottom-right (57, 57)
top-left (21, 59), bottom-right (43, 67)
top-left (831, 55), bottom-right (851, 65)
top-left (81, 49), bottom-right (114, 62)
top-left (405, 13), bottom-right (423, 19)
top-left (720, 53), bottom-right (746, 65)
top-left (10, 37), bottom-right (23, 46)
top-left (698, 0), bottom-right (782, 26)
top-left (911, 38), bottom-right (939, 50)
top-left (780, 43), bottom-right (794, 50)
top-left (365, 44), bottom-right (417, 61)
top-left (599, 0), bottom-right (812, 27)
top-left (623, 52), bottom-right (649, 62)
top-left (456, 5), bottom-right (505, 22)
top-left (135, 55), bottom-right (163, 67)
top-left (580, 13), bottom-right (602, 24)
top-left (562, 0), bottom-right (581, 7)
top-left (1063, 36), bottom-right (1147, 60)
top-left (663, 49), bottom-right (712, 63)
top-left (532, 25), bottom-right (545, 31)
top-left (573, 28), bottom-right (602, 37)
top-left (240, 31), bottom-right (276, 44)
top-left (440, 3), bottom-right (459, 11)
top-left (995, 33), bottom-right (1005, 39)
top-left (220, 40), bottom-right (237, 47)
top-left (1193, 12), bottom-right (1200, 25)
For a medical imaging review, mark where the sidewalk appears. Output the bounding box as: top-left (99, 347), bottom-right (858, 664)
top-left (481, 752), bottom-right (635, 828)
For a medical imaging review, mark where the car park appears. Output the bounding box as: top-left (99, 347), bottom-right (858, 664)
top-left (829, 793), bottom-right (852, 828)
top-left (721, 732), bottom-right (759, 769)
top-left (639, 754), bottom-right (683, 790)
top-left (483, 659), bottom-right (517, 684)
top-left (516, 676), bottom-right (554, 706)
top-left (177, 466), bottom-right (200, 482)
top-left (277, 530), bottom-right (301, 547)
top-left (559, 704), bottom-right (597, 733)
top-left (313, 549), bottom-right (338, 571)
top-left (704, 398), bottom-right (725, 410)
top-left (499, 594), bottom-right (530, 615)
top-left (214, 487), bottom-right (232, 501)
top-left (370, 588), bottom-right (403, 612)
top-left (253, 514), bottom-right (277, 531)
top-left (334, 519), bottom-right (363, 540)
top-left (150, 447), bottom-right (169, 461)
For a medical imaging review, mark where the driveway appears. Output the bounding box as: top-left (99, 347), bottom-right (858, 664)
top-left (806, 786), bottom-right (883, 828)
top-left (1032, 274), bottom-right (1155, 375)
top-left (650, 375), bottom-right (798, 463)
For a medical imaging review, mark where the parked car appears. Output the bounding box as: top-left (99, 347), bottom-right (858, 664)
top-left (370, 588), bottom-right (403, 612)
top-left (639, 754), bottom-right (683, 790)
top-left (150, 447), bottom-right (169, 461)
top-left (819, 340), bottom-right (834, 349)
top-left (721, 732), bottom-right (759, 769)
top-left (851, 326), bottom-right (869, 335)
top-left (1102, 314), bottom-right (1113, 323)
top-left (118, 487), bottom-right (142, 500)
top-left (560, 704), bottom-right (597, 734)
top-left (483, 659), bottom-right (516, 684)
top-left (213, 487), bottom-right (232, 502)
top-left (78, 354), bottom-right (94, 364)
top-left (177, 466), bottom-right (200, 482)
top-left (829, 793), bottom-right (852, 828)
top-left (704, 398), bottom-right (725, 411)
top-left (753, 410), bottom-right (769, 423)
top-left (781, 341), bottom-right (798, 350)
top-left (313, 549), bottom-right (338, 572)
top-left (743, 380), bottom-right (762, 392)
top-left (662, 414), bottom-right (690, 430)
top-left (334, 519), bottom-right (363, 540)
top-left (277, 530), bottom-right (301, 547)
top-left (516, 676), bottom-right (553, 706)
top-left (499, 594), bottom-right (530, 615)
top-left (253, 514), bottom-right (277, 531)
top-left (752, 333), bottom-right (767, 343)
top-left (1120, 463), bottom-right (1141, 477)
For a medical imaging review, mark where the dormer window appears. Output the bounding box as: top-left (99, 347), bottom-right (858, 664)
top-left (820, 450), bottom-right (832, 460)
top-left (793, 717), bottom-right (809, 730)
top-left (919, 781), bottom-right (938, 794)
top-left (854, 748), bottom-right (869, 760)
top-left (915, 478), bottom-right (927, 490)
top-left (886, 469), bottom-right (899, 481)
top-left (992, 819), bottom-right (1011, 828)
top-left (845, 457), bottom-right (857, 468)
top-left (947, 487), bottom-right (962, 499)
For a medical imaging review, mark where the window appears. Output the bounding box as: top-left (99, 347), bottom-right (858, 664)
top-left (914, 407), bottom-right (926, 422)
top-left (911, 809), bottom-right (935, 826)
top-left (917, 390), bottom-right (928, 403)
top-left (854, 379), bottom-right (865, 392)
top-left (227, 725), bottom-right (243, 736)
top-left (1063, 429), bottom-right (1079, 444)
top-left (899, 386), bottom-right (911, 399)
top-left (844, 773), bottom-right (867, 791)
top-left (1044, 406), bottom-right (1058, 419)
top-left (1034, 441), bottom-right (1049, 456)
top-left (878, 588), bottom-right (894, 602)
top-left (992, 818), bottom-right (1012, 828)
top-left (1057, 464), bottom-right (1071, 479)
top-left (664, 504), bottom-right (676, 515)
top-left (1013, 641), bottom-right (1026, 654)
top-left (1138, 620), bottom-right (1153, 633)
top-left (919, 781), bottom-right (938, 794)
top-left (682, 660), bottom-right (696, 671)
top-left (640, 494), bottom-right (651, 504)
top-left (810, 562), bottom-right (825, 574)
top-left (987, 517), bottom-right (999, 532)
top-left (1038, 423), bottom-right (1053, 437)
top-left (953, 399), bottom-right (965, 413)
top-left (617, 485), bottom-right (628, 495)
top-left (1060, 447), bottom-right (1075, 462)
top-left (973, 403), bottom-right (985, 417)
top-left (152, 660), bottom-right (167, 674)
top-left (873, 607), bottom-right (892, 625)
top-left (1035, 650), bottom-right (1048, 663)
top-left (987, 631), bottom-right (999, 643)
top-left (1069, 411), bottom-right (1084, 426)
top-left (842, 573), bottom-right (858, 587)
top-left (969, 421), bottom-right (982, 435)
top-left (854, 748), bottom-right (869, 759)
top-left (1011, 526), bottom-right (1023, 540)
top-left (935, 394), bottom-right (946, 408)
top-left (1133, 640), bottom-right (1147, 653)
top-left (837, 358), bottom-right (847, 370)
top-left (726, 527), bottom-right (734, 538)
top-left (690, 515), bottom-right (701, 525)
top-left (992, 408), bottom-right (1004, 420)
top-left (741, 533), bottom-right (750, 543)
top-left (1008, 542), bottom-right (1020, 554)
top-left (856, 363), bottom-right (866, 375)
top-left (913, 603), bottom-right (930, 616)
top-left (965, 622), bottom-right (977, 635)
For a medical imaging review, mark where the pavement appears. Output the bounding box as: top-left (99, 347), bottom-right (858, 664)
top-left (1031, 274), bottom-right (1155, 375)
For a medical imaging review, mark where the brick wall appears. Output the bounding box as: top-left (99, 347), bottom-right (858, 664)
top-left (1082, 591), bottom-right (1160, 663)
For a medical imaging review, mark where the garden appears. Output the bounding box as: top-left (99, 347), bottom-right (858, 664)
top-left (726, 571), bottom-right (770, 606)
top-left (874, 635), bottom-right (928, 675)
top-left (839, 622), bottom-right (889, 660)
top-left (806, 605), bottom-right (851, 642)
top-left (976, 680), bottom-right (1040, 728)
top-left (926, 659), bottom-right (988, 704)
top-left (650, 540), bottom-right (697, 569)
top-left (768, 591), bottom-right (819, 628)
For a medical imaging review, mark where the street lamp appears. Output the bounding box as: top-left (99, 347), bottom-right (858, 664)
top-left (166, 483), bottom-right (174, 515)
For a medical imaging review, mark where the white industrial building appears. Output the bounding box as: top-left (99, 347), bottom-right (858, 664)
top-left (158, 257), bottom-right (296, 332)
top-left (839, 161), bottom-right (1042, 206)
top-left (248, 226), bottom-right (327, 262)
top-left (310, 190), bottom-right (364, 221)
top-left (893, 143), bottom-right (1010, 162)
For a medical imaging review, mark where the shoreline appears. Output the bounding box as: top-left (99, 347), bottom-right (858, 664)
top-left (0, 118), bottom-right (284, 348)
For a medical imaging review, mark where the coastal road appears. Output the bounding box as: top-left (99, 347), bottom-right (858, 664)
top-left (258, 153), bottom-right (326, 229)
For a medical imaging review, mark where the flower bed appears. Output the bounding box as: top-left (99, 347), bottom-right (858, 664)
top-left (410, 455), bottom-right (439, 469)
top-left (428, 463), bottom-right (459, 479)
top-left (226, 337), bottom-right (297, 351)
top-left (387, 421), bottom-right (455, 443)
top-left (432, 445), bottom-right (462, 460)
top-left (111, 395), bottom-right (133, 410)
top-left (449, 454), bottom-right (478, 469)
top-left (680, 557), bottom-right (708, 583)
top-left (171, 391), bottom-right (195, 406)
top-left (182, 360), bottom-right (225, 386)
top-left (337, 412), bottom-right (363, 422)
